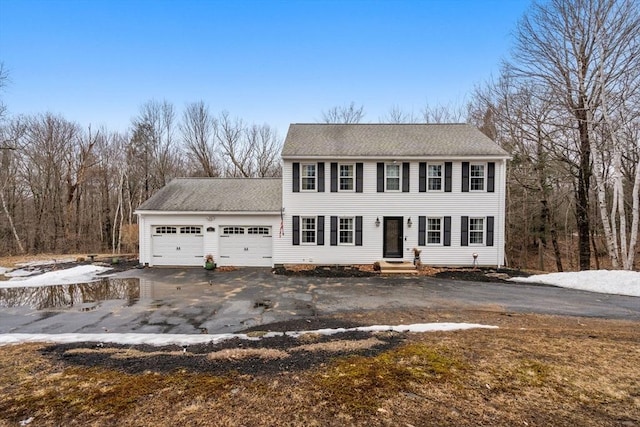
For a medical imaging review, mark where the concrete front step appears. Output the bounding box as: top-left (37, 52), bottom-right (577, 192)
top-left (379, 260), bottom-right (417, 274)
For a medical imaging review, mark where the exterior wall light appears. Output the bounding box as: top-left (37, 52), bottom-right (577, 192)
top-left (375, 217), bottom-right (380, 227)
top-left (407, 217), bottom-right (412, 228)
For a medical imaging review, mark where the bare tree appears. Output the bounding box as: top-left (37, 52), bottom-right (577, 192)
top-left (380, 105), bottom-right (421, 123)
top-left (509, 0), bottom-right (640, 270)
top-left (248, 124), bottom-right (281, 177)
top-left (422, 102), bottom-right (467, 123)
top-left (216, 111), bottom-right (253, 177)
top-left (180, 101), bottom-right (219, 177)
top-left (321, 102), bottom-right (365, 123)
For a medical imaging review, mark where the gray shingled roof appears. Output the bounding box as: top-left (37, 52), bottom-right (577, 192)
top-left (282, 123), bottom-right (509, 158)
top-left (137, 178), bottom-right (282, 212)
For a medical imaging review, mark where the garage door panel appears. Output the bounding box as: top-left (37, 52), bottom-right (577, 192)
top-left (151, 226), bottom-right (203, 266)
top-left (218, 226), bottom-right (272, 267)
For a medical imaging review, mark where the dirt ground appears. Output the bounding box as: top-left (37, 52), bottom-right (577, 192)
top-left (1, 308), bottom-right (638, 427)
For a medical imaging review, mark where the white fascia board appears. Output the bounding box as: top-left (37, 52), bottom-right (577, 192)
top-left (135, 210), bottom-right (281, 216)
top-left (282, 155), bottom-right (511, 161)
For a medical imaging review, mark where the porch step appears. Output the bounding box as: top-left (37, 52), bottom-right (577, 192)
top-left (379, 260), bottom-right (417, 274)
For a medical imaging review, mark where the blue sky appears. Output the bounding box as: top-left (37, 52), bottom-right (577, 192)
top-left (0, 0), bottom-right (531, 137)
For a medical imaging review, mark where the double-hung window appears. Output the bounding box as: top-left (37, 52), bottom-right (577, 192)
top-left (428, 164), bottom-right (443, 191)
top-left (469, 218), bottom-right (484, 244)
top-left (339, 164), bottom-right (354, 191)
top-left (427, 218), bottom-right (442, 244)
top-left (386, 164), bottom-right (400, 191)
top-left (301, 217), bottom-right (316, 244)
top-left (301, 164), bottom-right (316, 191)
top-left (339, 217), bottom-right (354, 244)
top-left (470, 164), bottom-right (485, 191)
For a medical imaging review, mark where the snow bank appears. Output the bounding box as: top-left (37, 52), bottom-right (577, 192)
top-left (0, 323), bottom-right (497, 346)
top-left (0, 265), bottom-right (113, 289)
top-left (511, 270), bottom-right (640, 297)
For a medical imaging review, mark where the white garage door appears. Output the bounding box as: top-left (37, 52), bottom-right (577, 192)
top-left (218, 226), bottom-right (273, 267)
top-left (151, 226), bottom-right (204, 266)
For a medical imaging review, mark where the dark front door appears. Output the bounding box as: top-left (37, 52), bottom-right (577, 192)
top-left (383, 217), bottom-right (403, 258)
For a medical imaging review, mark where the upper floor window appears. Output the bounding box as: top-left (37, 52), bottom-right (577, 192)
top-left (339, 164), bottom-right (354, 191)
top-left (427, 218), bottom-right (442, 244)
top-left (301, 164), bottom-right (316, 191)
top-left (339, 217), bottom-right (354, 244)
top-left (470, 164), bottom-right (485, 191)
top-left (469, 217), bottom-right (484, 244)
top-left (385, 164), bottom-right (400, 191)
top-left (301, 217), bottom-right (316, 244)
top-left (428, 164), bottom-right (443, 191)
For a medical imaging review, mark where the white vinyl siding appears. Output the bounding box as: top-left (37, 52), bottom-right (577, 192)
top-left (276, 159), bottom-right (507, 267)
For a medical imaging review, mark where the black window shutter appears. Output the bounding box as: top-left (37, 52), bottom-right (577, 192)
top-left (330, 162), bottom-right (338, 192)
top-left (356, 163), bottom-right (363, 193)
top-left (317, 162), bottom-right (325, 192)
top-left (402, 162), bottom-right (410, 192)
top-left (487, 162), bottom-right (495, 193)
top-left (418, 216), bottom-right (426, 246)
top-left (317, 216), bottom-right (324, 245)
top-left (355, 216), bottom-right (363, 246)
top-left (377, 163), bottom-right (384, 192)
top-left (419, 162), bottom-right (426, 192)
top-left (486, 216), bottom-right (494, 246)
top-left (444, 216), bottom-right (451, 246)
top-left (292, 163), bottom-right (300, 193)
top-left (292, 216), bottom-right (300, 245)
top-left (461, 216), bottom-right (469, 246)
top-left (330, 216), bottom-right (338, 246)
top-left (462, 162), bottom-right (469, 192)
top-left (445, 162), bottom-right (452, 192)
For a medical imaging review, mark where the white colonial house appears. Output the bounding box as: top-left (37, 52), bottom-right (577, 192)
top-left (136, 123), bottom-right (510, 268)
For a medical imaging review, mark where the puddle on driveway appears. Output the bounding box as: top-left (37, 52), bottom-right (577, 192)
top-left (0, 278), bottom-right (140, 310)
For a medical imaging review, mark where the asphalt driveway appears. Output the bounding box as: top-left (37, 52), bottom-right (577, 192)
top-left (1, 267), bottom-right (638, 335)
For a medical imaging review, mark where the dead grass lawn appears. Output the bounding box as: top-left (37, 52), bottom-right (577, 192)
top-left (0, 310), bottom-right (638, 427)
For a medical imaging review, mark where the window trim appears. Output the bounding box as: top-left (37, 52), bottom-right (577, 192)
top-left (338, 216), bottom-right (355, 245)
top-left (301, 216), bottom-right (316, 245)
top-left (427, 163), bottom-right (444, 192)
top-left (426, 217), bottom-right (443, 245)
top-left (469, 217), bottom-right (485, 245)
top-left (301, 163), bottom-right (317, 192)
top-left (469, 163), bottom-right (486, 192)
top-left (385, 163), bottom-right (401, 192)
top-left (338, 163), bottom-right (355, 192)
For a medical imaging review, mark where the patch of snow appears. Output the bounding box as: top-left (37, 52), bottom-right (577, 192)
top-left (511, 270), bottom-right (640, 297)
top-left (4, 268), bottom-right (43, 278)
top-left (0, 267), bottom-right (8, 275)
top-left (0, 265), bottom-right (113, 289)
top-left (0, 323), bottom-right (497, 347)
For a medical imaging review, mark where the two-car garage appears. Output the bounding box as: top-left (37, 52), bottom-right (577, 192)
top-left (150, 224), bottom-right (273, 267)
top-left (136, 178), bottom-right (282, 268)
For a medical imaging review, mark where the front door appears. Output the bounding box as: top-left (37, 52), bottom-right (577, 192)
top-left (383, 217), bottom-right (403, 258)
